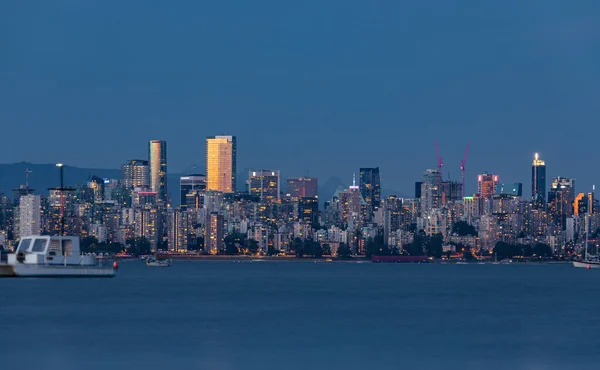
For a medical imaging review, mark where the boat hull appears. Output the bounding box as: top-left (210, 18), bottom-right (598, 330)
top-left (0, 263), bottom-right (115, 277)
top-left (573, 261), bottom-right (600, 269)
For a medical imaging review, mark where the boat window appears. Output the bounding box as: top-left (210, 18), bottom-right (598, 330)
top-left (62, 239), bottom-right (73, 256)
top-left (31, 239), bottom-right (48, 253)
top-left (17, 239), bottom-right (32, 253)
top-left (49, 239), bottom-right (61, 255)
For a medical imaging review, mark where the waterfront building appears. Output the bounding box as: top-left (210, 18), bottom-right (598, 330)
top-left (149, 140), bottom-right (168, 204)
top-left (206, 135), bottom-right (236, 193)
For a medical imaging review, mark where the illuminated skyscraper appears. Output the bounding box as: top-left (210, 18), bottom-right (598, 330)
top-left (359, 167), bottom-right (381, 221)
top-left (248, 170), bottom-right (280, 202)
top-left (532, 153), bottom-right (546, 209)
top-left (149, 140), bottom-right (168, 203)
top-left (206, 135), bottom-right (236, 193)
top-left (477, 173), bottom-right (499, 198)
top-left (121, 160), bottom-right (149, 190)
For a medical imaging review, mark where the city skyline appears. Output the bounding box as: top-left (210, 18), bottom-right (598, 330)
top-left (2, 2), bottom-right (600, 197)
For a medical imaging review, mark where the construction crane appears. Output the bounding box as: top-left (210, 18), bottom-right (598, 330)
top-left (460, 143), bottom-right (470, 198)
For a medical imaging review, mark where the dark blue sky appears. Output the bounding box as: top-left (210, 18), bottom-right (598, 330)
top-left (1, 1), bottom-right (599, 196)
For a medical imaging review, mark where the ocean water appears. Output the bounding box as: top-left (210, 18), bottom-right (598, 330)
top-left (1, 261), bottom-right (599, 370)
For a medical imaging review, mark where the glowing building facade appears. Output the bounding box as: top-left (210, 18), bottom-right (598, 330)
top-left (206, 136), bottom-right (236, 193)
top-left (149, 140), bottom-right (168, 204)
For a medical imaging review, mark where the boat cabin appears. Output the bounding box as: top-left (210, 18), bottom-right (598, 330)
top-left (8, 236), bottom-right (95, 266)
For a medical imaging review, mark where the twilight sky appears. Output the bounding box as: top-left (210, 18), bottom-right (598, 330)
top-left (1, 1), bottom-right (599, 196)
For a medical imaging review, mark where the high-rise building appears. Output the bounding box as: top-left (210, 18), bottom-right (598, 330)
top-left (19, 194), bottom-right (41, 238)
top-left (180, 174), bottom-right (206, 210)
top-left (121, 160), bottom-right (149, 190)
top-left (298, 197), bottom-right (319, 225)
top-left (149, 140), bottom-right (168, 204)
top-left (421, 169), bottom-right (440, 213)
top-left (286, 177), bottom-right (318, 199)
top-left (477, 173), bottom-right (499, 198)
top-left (532, 153), bottom-right (546, 209)
top-left (359, 167), bottom-right (381, 221)
top-left (205, 212), bottom-right (224, 254)
top-left (248, 170), bottom-right (280, 202)
top-left (548, 177), bottom-right (575, 230)
top-left (206, 135), bottom-right (236, 193)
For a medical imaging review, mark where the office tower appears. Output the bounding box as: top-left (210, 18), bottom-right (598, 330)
top-left (121, 160), bottom-right (149, 190)
top-left (496, 183), bottom-right (523, 197)
top-left (19, 194), bottom-right (41, 238)
top-left (477, 173), bottom-right (499, 198)
top-left (149, 140), bottom-right (168, 203)
top-left (248, 170), bottom-right (280, 202)
top-left (359, 167), bottom-right (381, 222)
top-left (180, 174), bottom-right (206, 210)
top-left (206, 135), bottom-right (236, 193)
top-left (420, 169), bottom-right (440, 213)
top-left (532, 153), bottom-right (546, 209)
top-left (205, 212), bottom-right (224, 254)
top-left (299, 197), bottom-right (319, 225)
top-left (548, 177), bottom-right (575, 230)
top-left (286, 177), bottom-right (318, 199)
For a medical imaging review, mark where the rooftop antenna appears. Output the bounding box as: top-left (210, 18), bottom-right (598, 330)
top-left (460, 142), bottom-right (470, 198)
top-left (24, 168), bottom-right (32, 193)
top-left (353, 173), bottom-right (356, 187)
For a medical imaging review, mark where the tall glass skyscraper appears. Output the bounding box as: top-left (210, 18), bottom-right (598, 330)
top-left (149, 140), bottom-right (168, 204)
top-left (531, 153), bottom-right (546, 209)
top-left (206, 135), bottom-right (237, 193)
top-left (359, 167), bottom-right (381, 206)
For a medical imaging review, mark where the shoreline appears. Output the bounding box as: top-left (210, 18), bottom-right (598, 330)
top-left (116, 255), bottom-right (573, 264)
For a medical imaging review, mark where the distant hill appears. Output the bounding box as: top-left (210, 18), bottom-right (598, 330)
top-left (0, 163), bottom-right (410, 207)
top-left (0, 162), bottom-right (183, 205)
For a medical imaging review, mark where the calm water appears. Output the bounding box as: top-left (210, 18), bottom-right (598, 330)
top-left (1, 261), bottom-right (599, 370)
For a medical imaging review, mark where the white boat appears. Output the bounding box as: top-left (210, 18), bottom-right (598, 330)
top-left (573, 212), bottom-right (600, 269)
top-left (146, 257), bottom-right (171, 267)
top-left (0, 236), bottom-right (116, 277)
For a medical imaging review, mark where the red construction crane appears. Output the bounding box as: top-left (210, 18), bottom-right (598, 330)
top-left (460, 142), bottom-right (470, 197)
